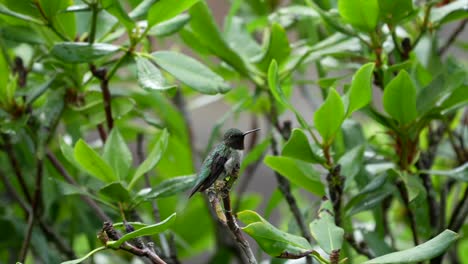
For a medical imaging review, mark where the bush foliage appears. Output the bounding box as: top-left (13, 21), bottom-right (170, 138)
top-left (0, 0), bottom-right (467, 263)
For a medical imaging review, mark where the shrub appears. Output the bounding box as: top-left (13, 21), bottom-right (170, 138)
top-left (0, 0), bottom-right (467, 263)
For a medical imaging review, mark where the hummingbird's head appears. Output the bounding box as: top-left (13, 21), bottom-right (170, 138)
top-left (223, 128), bottom-right (260, 150)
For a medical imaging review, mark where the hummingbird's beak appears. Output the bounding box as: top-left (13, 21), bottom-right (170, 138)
top-left (243, 128), bottom-right (261, 136)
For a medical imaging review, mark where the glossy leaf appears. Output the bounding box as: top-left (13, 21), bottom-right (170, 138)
top-left (139, 175), bottom-right (196, 200)
top-left (74, 139), bottom-right (117, 183)
top-left (314, 88), bottom-right (345, 145)
top-left (383, 70), bottom-right (418, 125)
top-left (255, 23), bottom-right (291, 72)
top-left (416, 64), bottom-right (466, 116)
top-left (149, 13), bottom-right (190, 37)
top-left (128, 129), bottom-right (169, 190)
top-left (136, 57), bottom-right (175, 91)
top-left (364, 230), bottom-right (458, 263)
top-left (147, 0), bottom-right (198, 27)
top-left (338, 145), bottom-right (365, 189)
top-left (431, 0), bottom-right (468, 25)
top-left (338, 0), bottom-right (379, 31)
top-left (264, 155), bottom-right (325, 196)
top-left (152, 51), bottom-right (230, 94)
top-left (103, 129), bottom-right (132, 180)
top-left (188, 1), bottom-right (250, 76)
top-left (0, 4), bottom-right (44, 24)
top-left (238, 210), bottom-right (313, 257)
top-left (379, 0), bottom-right (413, 24)
top-left (101, 0), bottom-right (135, 31)
top-left (346, 63), bottom-right (374, 116)
top-left (51, 42), bottom-right (120, 63)
top-left (107, 213), bottom-right (177, 248)
top-left (282, 128), bottom-right (324, 163)
top-left (310, 198), bottom-right (344, 254)
top-left (268, 60), bottom-right (310, 130)
top-left (61, 246), bottom-right (106, 264)
top-left (99, 182), bottom-right (130, 202)
top-left (422, 163), bottom-right (468, 182)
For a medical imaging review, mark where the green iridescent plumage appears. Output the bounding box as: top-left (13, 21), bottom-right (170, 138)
top-left (189, 128), bottom-right (260, 197)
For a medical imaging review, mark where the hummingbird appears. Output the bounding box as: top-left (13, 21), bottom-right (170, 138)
top-left (189, 128), bottom-right (260, 197)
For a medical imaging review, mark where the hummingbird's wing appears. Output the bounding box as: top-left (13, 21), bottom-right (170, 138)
top-left (188, 151), bottom-right (228, 197)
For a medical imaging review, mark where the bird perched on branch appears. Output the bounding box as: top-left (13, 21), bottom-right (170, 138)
top-left (189, 128), bottom-right (260, 197)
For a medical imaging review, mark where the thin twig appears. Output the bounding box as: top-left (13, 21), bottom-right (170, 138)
top-left (222, 193), bottom-right (257, 264)
top-left (448, 186), bottom-right (468, 232)
top-left (90, 65), bottom-right (113, 131)
top-left (1, 168), bottom-right (76, 259)
top-left (271, 135), bottom-right (314, 244)
top-left (2, 135), bottom-right (32, 203)
top-left (345, 234), bottom-right (373, 259)
top-left (46, 149), bottom-right (111, 222)
top-left (396, 181), bottom-right (419, 246)
top-left (102, 222), bottom-right (166, 264)
top-left (438, 19), bottom-right (468, 56)
top-left (19, 212), bottom-right (34, 262)
top-left (137, 134), bottom-right (174, 262)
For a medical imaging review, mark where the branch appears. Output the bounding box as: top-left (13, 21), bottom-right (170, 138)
top-left (2, 165), bottom-right (76, 260)
top-left (269, 119), bottom-right (314, 264)
top-left (101, 222), bottom-right (166, 264)
top-left (438, 19), bottom-right (468, 56)
top-left (448, 185), bottom-right (468, 232)
top-left (2, 134), bottom-right (32, 203)
top-left (326, 165), bottom-right (344, 226)
top-left (46, 149), bottom-right (111, 222)
top-left (345, 234), bottom-right (373, 259)
top-left (90, 65), bottom-right (113, 131)
top-left (222, 193), bottom-right (257, 264)
top-left (396, 181), bottom-right (419, 246)
top-left (136, 134), bottom-right (175, 262)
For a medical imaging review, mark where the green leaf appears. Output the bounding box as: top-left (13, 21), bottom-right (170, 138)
top-left (379, 0), bottom-right (413, 24)
top-left (74, 139), bottom-right (117, 183)
top-left (151, 51), bottom-right (230, 94)
top-left (99, 182), bottom-right (130, 202)
top-left (108, 213), bottom-right (177, 248)
top-left (255, 23), bottom-right (291, 73)
top-left (147, 0), bottom-right (199, 27)
top-left (128, 129), bottom-right (169, 190)
top-left (268, 60), bottom-right (310, 131)
top-left (383, 70), bottom-right (418, 125)
top-left (51, 42), bottom-right (120, 63)
top-left (421, 163), bottom-right (468, 182)
top-left (309, 198), bottom-right (344, 254)
top-left (225, 17), bottom-right (262, 60)
top-left (314, 88), bottom-right (345, 145)
top-left (103, 129), bottom-right (132, 180)
top-left (431, 0), bottom-right (468, 25)
top-left (363, 230), bottom-right (459, 263)
top-left (138, 175), bottom-right (196, 201)
top-left (0, 4), bottom-right (45, 24)
top-left (148, 13), bottom-right (190, 37)
top-left (338, 0), bottom-right (379, 31)
top-left (346, 63), bottom-right (374, 116)
top-left (101, 0), bottom-right (135, 31)
top-left (135, 57), bottom-right (175, 91)
top-left (238, 210), bottom-right (313, 257)
top-left (39, 0), bottom-right (76, 39)
top-left (60, 246), bottom-right (106, 264)
top-left (264, 155), bottom-right (325, 196)
top-left (339, 145), bottom-right (365, 189)
top-left (416, 65), bottom-right (465, 116)
top-left (188, 1), bottom-right (250, 76)
top-left (282, 128), bottom-right (324, 163)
